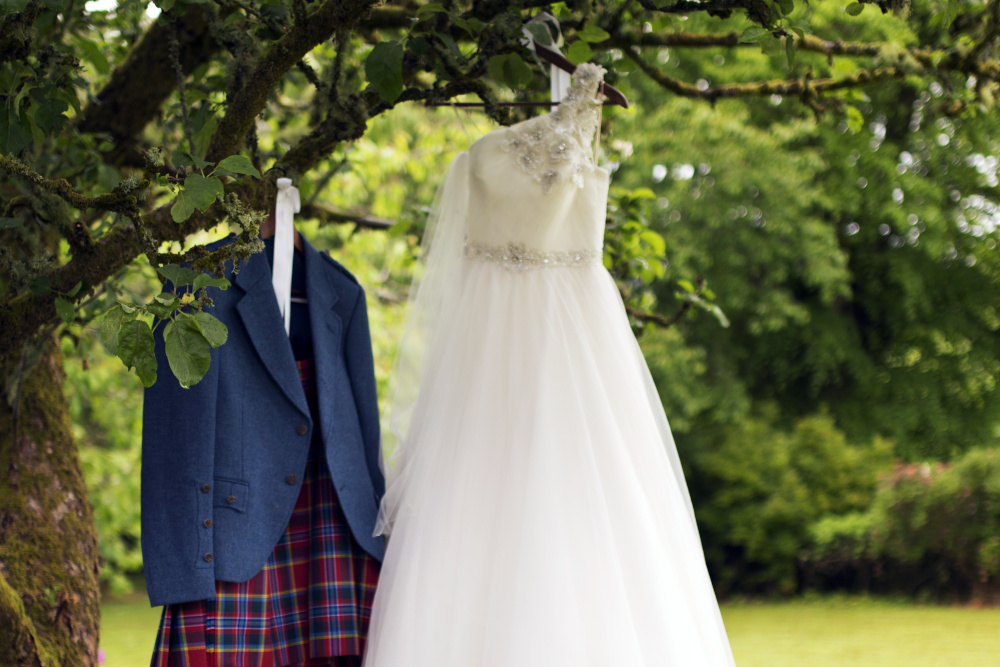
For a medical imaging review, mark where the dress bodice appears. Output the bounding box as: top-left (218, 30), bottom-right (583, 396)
top-left (465, 63), bottom-right (609, 261)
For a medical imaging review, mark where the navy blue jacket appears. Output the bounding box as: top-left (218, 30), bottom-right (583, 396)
top-left (141, 235), bottom-right (385, 607)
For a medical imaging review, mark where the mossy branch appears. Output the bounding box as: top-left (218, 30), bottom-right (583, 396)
top-left (609, 30), bottom-right (887, 58)
top-left (0, 155), bottom-right (147, 217)
top-left (77, 6), bottom-right (217, 155)
top-left (205, 0), bottom-right (380, 164)
top-left (624, 45), bottom-right (907, 106)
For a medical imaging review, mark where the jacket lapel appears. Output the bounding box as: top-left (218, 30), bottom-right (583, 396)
top-left (233, 246), bottom-right (310, 418)
top-left (301, 237), bottom-right (343, 444)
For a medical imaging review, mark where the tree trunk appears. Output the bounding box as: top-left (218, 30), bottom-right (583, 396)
top-left (0, 336), bottom-right (100, 666)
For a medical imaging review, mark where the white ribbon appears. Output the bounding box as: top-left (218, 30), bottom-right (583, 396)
top-left (273, 177), bottom-right (299, 335)
top-left (521, 13), bottom-right (571, 109)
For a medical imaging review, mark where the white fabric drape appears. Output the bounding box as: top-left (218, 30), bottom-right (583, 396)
top-left (273, 177), bottom-right (300, 335)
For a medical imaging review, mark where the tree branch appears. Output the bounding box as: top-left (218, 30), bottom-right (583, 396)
top-left (299, 203), bottom-right (394, 230)
top-left (77, 6), bottom-right (218, 157)
top-left (608, 29), bottom-right (886, 58)
top-left (205, 0), bottom-right (380, 164)
top-left (624, 45), bottom-right (907, 104)
top-left (637, 0), bottom-right (772, 23)
top-left (0, 156), bottom-right (147, 218)
top-left (626, 303), bottom-right (683, 328)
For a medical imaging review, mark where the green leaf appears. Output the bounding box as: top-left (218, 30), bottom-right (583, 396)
top-left (192, 273), bottom-right (231, 292)
top-left (785, 36), bottom-right (796, 69)
top-left (451, 17), bottom-right (483, 36)
top-left (846, 105), bottom-right (864, 133)
top-left (78, 39), bottom-right (110, 75)
top-left (776, 0), bottom-right (794, 15)
top-left (58, 88), bottom-right (82, 115)
top-left (0, 107), bottom-right (31, 155)
top-left (577, 24), bottom-right (610, 43)
top-left (415, 2), bottom-right (445, 16)
top-left (35, 99), bottom-right (68, 134)
top-left (157, 264), bottom-right (201, 289)
top-left (24, 105), bottom-right (44, 147)
top-left (117, 319), bottom-right (158, 387)
top-left (259, 1), bottom-right (286, 20)
top-left (0, 0), bottom-right (31, 13)
top-left (66, 281), bottom-right (84, 297)
top-left (54, 297), bottom-right (75, 324)
top-left (0, 216), bottom-right (25, 229)
top-left (677, 279), bottom-right (695, 293)
top-left (566, 40), bottom-right (593, 65)
top-left (760, 35), bottom-right (783, 56)
top-left (153, 0), bottom-right (174, 11)
top-left (524, 22), bottom-right (554, 46)
top-left (13, 82), bottom-right (32, 115)
top-left (146, 294), bottom-right (180, 319)
top-left (100, 305), bottom-right (125, 354)
top-left (29, 275), bottom-right (51, 295)
top-left (171, 189), bottom-right (196, 223)
top-left (184, 173), bottom-right (224, 212)
top-left (640, 229), bottom-right (666, 256)
top-left (164, 315), bottom-right (212, 388)
top-left (739, 27), bottom-right (770, 43)
top-left (191, 311), bottom-right (228, 348)
top-left (365, 40), bottom-right (404, 103)
top-left (191, 113), bottom-right (218, 160)
top-left (436, 32), bottom-right (462, 60)
top-left (488, 54), bottom-right (534, 90)
top-left (845, 2), bottom-right (864, 15)
top-left (214, 155), bottom-right (261, 179)
top-left (172, 148), bottom-right (213, 170)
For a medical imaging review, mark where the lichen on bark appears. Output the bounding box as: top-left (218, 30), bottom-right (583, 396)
top-left (0, 337), bottom-right (101, 667)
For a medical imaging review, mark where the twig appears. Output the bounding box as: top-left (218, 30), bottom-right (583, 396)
top-left (169, 22), bottom-right (197, 157)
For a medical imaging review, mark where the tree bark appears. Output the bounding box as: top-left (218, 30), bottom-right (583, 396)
top-left (0, 338), bottom-right (101, 666)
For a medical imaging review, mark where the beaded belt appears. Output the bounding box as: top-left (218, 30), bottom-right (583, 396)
top-left (464, 241), bottom-right (601, 272)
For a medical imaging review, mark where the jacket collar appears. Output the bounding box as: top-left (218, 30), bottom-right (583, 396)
top-left (233, 234), bottom-right (343, 427)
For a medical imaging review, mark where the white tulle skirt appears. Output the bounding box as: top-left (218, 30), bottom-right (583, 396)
top-left (363, 259), bottom-right (736, 667)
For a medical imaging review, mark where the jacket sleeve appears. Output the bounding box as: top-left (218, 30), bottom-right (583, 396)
top-left (343, 286), bottom-right (385, 500)
top-left (141, 310), bottom-right (220, 607)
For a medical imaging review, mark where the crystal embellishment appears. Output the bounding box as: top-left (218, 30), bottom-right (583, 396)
top-left (499, 63), bottom-right (606, 194)
top-left (465, 241), bottom-right (601, 272)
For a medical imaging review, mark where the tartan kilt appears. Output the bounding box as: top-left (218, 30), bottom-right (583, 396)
top-left (151, 359), bottom-right (380, 667)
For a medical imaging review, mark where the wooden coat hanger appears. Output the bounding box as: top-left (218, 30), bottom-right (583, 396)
top-left (429, 39), bottom-right (629, 109)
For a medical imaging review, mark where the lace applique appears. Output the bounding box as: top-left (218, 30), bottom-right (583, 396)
top-left (499, 63), bottom-right (605, 194)
top-left (465, 241), bottom-right (601, 271)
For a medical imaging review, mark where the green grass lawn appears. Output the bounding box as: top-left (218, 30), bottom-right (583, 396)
top-left (100, 595), bottom-right (1000, 667)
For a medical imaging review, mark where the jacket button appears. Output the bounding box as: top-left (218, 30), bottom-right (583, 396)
top-left (201, 484), bottom-right (211, 493)
top-left (203, 519), bottom-right (213, 528)
top-left (297, 424), bottom-right (308, 436)
top-left (226, 495), bottom-right (236, 504)
top-left (286, 474), bottom-right (298, 485)
top-left (203, 553), bottom-right (214, 563)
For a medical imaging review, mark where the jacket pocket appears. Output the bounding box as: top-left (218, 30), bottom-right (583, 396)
top-left (213, 477), bottom-right (250, 513)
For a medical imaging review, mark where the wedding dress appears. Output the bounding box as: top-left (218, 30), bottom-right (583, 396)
top-left (362, 63), bottom-right (736, 667)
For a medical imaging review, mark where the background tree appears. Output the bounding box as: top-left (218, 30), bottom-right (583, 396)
top-left (2, 0), bottom-right (1000, 663)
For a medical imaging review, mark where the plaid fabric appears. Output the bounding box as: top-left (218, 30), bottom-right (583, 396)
top-left (151, 359), bottom-right (380, 667)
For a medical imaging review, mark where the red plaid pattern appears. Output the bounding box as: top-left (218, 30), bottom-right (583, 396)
top-left (151, 359), bottom-right (380, 667)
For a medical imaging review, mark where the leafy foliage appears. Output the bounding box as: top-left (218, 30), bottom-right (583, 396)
top-left (691, 410), bottom-right (893, 595)
top-left (810, 449), bottom-right (1000, 602)
top-left (97, 265), bottom-right (229, 388)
